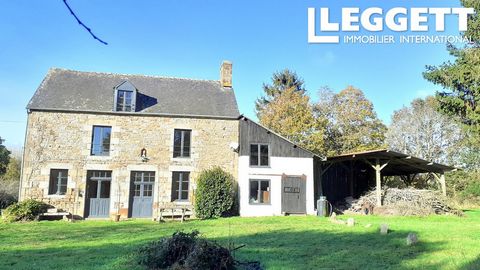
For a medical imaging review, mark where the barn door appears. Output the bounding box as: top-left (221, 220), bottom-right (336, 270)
top-left (281, 175), bottom-right (306, 214)
top-left (130, 171), bottom-right (155, 218)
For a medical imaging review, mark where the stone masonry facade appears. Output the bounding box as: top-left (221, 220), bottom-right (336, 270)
top-left (20, 110), bottom-right (239, 218)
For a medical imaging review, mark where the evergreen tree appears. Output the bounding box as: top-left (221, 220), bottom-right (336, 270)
top-left (423, 0), bottom-right (480, 169)
top-left (0, 137), bottom-right (11, 175)
top-left (259, 87), bottom-right (327, 154)
top-left (255, 69), bottom-right (306, 117)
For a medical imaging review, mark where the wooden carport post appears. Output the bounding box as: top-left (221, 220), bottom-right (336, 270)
top-left (432, 172), bottom-right (447, 196)
top-left (318, 163), bottom-right (333, 197)
top-left (364, 158), bottom-right (389, 206)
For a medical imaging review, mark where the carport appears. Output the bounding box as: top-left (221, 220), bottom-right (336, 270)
top-left (315, 149), bottom-right (456, 206)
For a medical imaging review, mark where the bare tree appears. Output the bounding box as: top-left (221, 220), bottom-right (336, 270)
top-left (386, 97), bottom-right (464, 165)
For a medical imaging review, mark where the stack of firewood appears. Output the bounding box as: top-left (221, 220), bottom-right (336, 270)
top-left (345, 188), bottom-right (461, 216)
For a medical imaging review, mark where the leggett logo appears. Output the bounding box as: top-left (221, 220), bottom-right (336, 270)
top-left (308, 7), bottom-right (475, 44)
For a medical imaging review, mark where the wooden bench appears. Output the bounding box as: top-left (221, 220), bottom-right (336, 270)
top-left (40, 208), bottom-right (72, 221)
top-left (157, 206), bottom-right (194, 222)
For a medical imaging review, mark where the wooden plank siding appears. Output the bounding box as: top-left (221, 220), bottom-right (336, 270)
top-left (238, 117), bottom-right (314, 158)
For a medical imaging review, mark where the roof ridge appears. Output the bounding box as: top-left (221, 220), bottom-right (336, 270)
top-left (49, 67), bottom-right (221, 83)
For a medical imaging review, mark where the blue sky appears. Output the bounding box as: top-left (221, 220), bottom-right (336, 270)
top-left (0, 0), bottom-right (464, 149)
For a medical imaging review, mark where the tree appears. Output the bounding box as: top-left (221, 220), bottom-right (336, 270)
top-left (259, 87), bottom-right (327, 154)
top-left (386, 97), bottom-right (464, 165)
top-left (461, 0), bottom-right (480, 46)
top-left (0, 151), bottom-right (19, 207)
top-left (255, 69), bottom-right (306, 116)
top-left (316, 86), bottom-right (386, 155)
top-left (2, 157), bottom-right (21, 184)
top-left (0, 137), bottom-right (11, 175)
top-left (423, 0), bottom-right (480, 169)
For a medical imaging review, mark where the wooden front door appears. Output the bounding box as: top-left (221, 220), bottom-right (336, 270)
top-left (130, 171), bottom-right (155, 218)
top-left (281, 175), bottom-right (306, 214)
top-left (85, 171), bottom-right (112, 218)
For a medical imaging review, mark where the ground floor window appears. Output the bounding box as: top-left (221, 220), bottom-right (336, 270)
top-left (171, 172), bottom-right (190, 201)
top-left (132, 171), bottom-right (155, 197)
top-left (48, 169), bottom-right (68, 195)
top-left (249, 179), bottom-right (270, 204)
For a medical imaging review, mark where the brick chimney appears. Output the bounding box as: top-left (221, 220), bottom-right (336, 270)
top-left (220, 61), bottom-right (232, 88)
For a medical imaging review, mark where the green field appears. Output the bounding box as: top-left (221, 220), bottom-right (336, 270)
top-left (1, 211), bottom-right (480, 270)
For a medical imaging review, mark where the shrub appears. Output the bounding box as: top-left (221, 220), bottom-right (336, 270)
top-left (446, 170), bottom-right (480, 205)
top-left (0, 190), bottom-right (17, 210)
top-left (2, 199), bottom-right (48, 223)
top-left (136, 230), bottom-right (235, 270)
top-left (195, 167), bottom-right (235, 219)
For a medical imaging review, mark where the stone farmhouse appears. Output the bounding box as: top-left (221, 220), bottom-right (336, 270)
top-left (19, 62), bottom-right (319, 219)
top-left (20, 61), bottom-right (454, 219)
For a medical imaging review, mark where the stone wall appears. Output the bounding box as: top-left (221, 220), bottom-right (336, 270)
top-left (20, 111), bottom-right (239, 218)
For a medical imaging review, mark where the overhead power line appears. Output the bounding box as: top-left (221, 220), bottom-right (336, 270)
top-left (62, 0), bottom-right (108, 45)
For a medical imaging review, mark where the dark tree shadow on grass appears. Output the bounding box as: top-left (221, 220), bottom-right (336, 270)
top-left (0, 224), bottom-right (449, 270)
top-left (461, 256), bottom-right (480, 270)
top-left (213, 229), bottom-right (447, 270)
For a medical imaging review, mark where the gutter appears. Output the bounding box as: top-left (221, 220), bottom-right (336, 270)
top-left (27, 108), bottom-right (240, 121)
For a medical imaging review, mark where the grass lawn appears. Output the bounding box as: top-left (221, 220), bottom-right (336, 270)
top-left (1, 210), bottom-right (480, 270)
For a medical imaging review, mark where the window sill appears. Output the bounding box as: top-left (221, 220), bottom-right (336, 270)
top-left (114, 110), bottom-right (134, 113)
top-left (88, 155), bottom-right (112, 160)
top-left (46, 194), bottom-right (66, 198)
top-left (249, 203), bottom-right (272, 206)
top-left (173, 200), bottom-right (191, 205)
top-left (172, 157), bottom-right (192, 160)
top-left (249, 166), bottom-right (271, 169)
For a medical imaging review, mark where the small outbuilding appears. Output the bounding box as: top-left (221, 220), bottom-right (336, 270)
top-left (238, 116), bottom-right (321, 216)
top-left (316, 149), bottom-right (456, 206)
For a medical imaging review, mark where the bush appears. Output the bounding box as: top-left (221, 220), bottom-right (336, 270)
top-left (0, 157), bottom-right (20, 210)
top-left (0, 190), bottom-right (17, 210)
top-left (2, 199), bottom-right (48, 223)
top-left (136, 230), bottom-right (235, 270)
top-left (446, 170), bottom-right (480, 205)
top-left (195, 167), bottom-right (235, 219)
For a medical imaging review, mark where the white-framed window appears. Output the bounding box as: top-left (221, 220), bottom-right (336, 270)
top-left (173, 129), bottom-right (191, 158)
top-left (114, 81), bottom-right (137, 112)
top-left (116, 90), bottom-right (134, 112)
top-left (91, 126), bottom-right (112, 156)
top-left (249, 179), bottom-right (270, 204)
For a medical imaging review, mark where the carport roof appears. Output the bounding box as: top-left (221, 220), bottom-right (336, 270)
top-left (324, 149), bottom-right (456, 175)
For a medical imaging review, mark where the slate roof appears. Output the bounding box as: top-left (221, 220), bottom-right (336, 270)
top-left (27, 68), bottom-right (240, 119)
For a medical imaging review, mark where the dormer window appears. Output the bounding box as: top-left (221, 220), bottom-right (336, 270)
top-left (116, 90), bottom-right (133, 111)
top-left (114, 81), bottom-right (137, 112)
